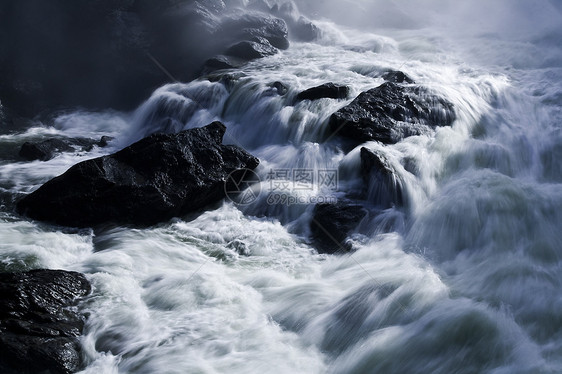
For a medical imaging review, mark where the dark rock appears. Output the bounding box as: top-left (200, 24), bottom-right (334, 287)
top-left (16, 122), bottom-right (260, 227)
top-left (268, 1), bottom-right (319, 42)
top-left (97, 136), bottom-right (114, 148)
top-left (19, 136), bottom-right (112, 161)
top-left (271, 81), bottom-right (288, 96)
top-left (0, 269), bottom-right (91, 374)
top-left (381, 70), bottom-right (414, 84)
top-left (328, 82), bottom-right (456, 145)
top-left (202, 55), bottom-right (245, 74)
top-left (19, 139), bottom-right (74, 162)
top-left (225, 37), bottom-right (278, 60)
top-left (310, 201), bottom-right (368, 254)
top-left (221, 13), bottom-right (289, 50)
top-left (296, 83), bottom-right (350, 102)
top-left (360, 147), bottom-right (404, 208)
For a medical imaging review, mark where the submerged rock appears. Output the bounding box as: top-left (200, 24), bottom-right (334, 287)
top-left (310, 201), bottom-right (368, 254)
top-left (329, 82), bottom-right (455, 145)
top-left (296, 83), bottom-right (350, 102)
top-left (19, 136), bottom-right (113, 161)
top-left (17, 122), bottom-right (260, 227)
top-left (0, 269), bottom-right (91, 374)
top-left (270, 81), bottom-right (289, 96)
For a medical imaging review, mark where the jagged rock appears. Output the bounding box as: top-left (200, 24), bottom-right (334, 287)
top-left (221, 13), bottom-right (289, 50)
top-left (296, 83), bottom-right (349, 101)
top-left (329, 82), bottom-right (456, 145)
top-left (0, 269), bottom-right (91, 374)
top-left (16, 122), bottom-right (259, 227)
top-left (225, 37), bottom-right (278, 60)
top-left (381, 70), bottom-right (414, 84)
top-left (360, 147), bottom-right (404, 208)
top-left (266, 0), bottom-right (320, 42)
top-left (310, 201), bottom-right (367, 254)
top-left (19, 136), bottom-right (112, 161)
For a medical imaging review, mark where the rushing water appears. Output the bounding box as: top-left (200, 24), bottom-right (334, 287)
top-left (1, 1), bottom-right (562, 373)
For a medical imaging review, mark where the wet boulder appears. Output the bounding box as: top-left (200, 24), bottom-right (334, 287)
top-left (225, 37), bottom-right (278, 60)
top-left (329, 82), bottom-right (455, 145)
top-left (16, 122), bottom-right (260, 227)
top-left (360, 147), bottom-right (405, 208)
top-left (220, 13), bottom-right (289, 50)
top-left (0, 269), bottom-right (91, 374)
top-left (310, 201), bottom-right (368, 254)
top-left (296, 83), bottom-right (350, 102)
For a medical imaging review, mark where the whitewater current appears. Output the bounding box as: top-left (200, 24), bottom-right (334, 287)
top-left (1, 2), bottom-right (562, 373)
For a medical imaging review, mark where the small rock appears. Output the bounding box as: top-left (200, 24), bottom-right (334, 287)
top-left (381, 70), bottom-right (414, 84)
top-left (97, 136), bottom-right (114, 148)
top-left (271, 81), bottom-right (288, 96)
top-left (310, 201), bottom-right (367, 254)
top-left (225, 37), bottom-right (278, 60)
top-left (203, 55), bottom-right (244, 73)
top-left (19, 139), bottom-right (75, 161)
top-left (296, 83), bottom-right (349, 102)
top-left (19, 136), bottom-right (112, 162)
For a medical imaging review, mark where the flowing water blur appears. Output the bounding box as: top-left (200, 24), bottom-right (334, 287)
top-left (1, 1), bottom-right (562, 373)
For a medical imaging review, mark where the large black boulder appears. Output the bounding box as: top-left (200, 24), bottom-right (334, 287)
top-left (310, 201), bottom-right (368, 254)
top-left (329, 82), bottom-right (456, 145)
top-left (16, 122), bottom-right (260, 227)
top-left (0, 269), bottom-right (91, 374)
top-left (296, 83), bottom-right (350, 102)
